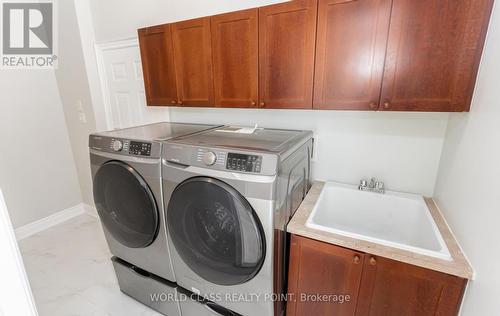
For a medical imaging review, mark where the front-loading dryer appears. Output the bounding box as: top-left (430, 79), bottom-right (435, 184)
top-left (89, 122), bottom-right (219, 283)
top-left (162, 126), bottom-right (313, 316)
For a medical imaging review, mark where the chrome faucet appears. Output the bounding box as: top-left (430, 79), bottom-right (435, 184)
top-left (359, 177), bottom-right (385, 194)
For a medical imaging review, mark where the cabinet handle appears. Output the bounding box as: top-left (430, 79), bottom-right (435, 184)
top-left (170, 100), bottom-right (176, 104)
top-left (353, 255), bottom-right (361, 264)
top-left (251, 100), bottom-right (256, 106)
top-left (369, 102), bottom-right (378, 110)
top-left (369, 257), bottom-right (377, 266)
top-left (259, 101), bottom-right (265, 107)
top-left (177, 100), bottom-right (183, 105)
top-left (383, 101), bottom-right (391, 110)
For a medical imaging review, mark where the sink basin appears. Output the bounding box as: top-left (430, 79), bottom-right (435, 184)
top-left (306, 182), bottom-right (451, 260)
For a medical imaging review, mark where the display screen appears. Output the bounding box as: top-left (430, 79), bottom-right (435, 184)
top-left (129, 141), bottom-right (152, 156)
top-left (226, 153), bottom-right (262, 173)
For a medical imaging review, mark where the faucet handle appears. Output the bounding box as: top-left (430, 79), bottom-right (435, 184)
top-left (359, 179), bottom-right (367, 190)
top-left (375, 181), bottom-right (385, 191)
top-left (369, 177), bottom-right (377, 188)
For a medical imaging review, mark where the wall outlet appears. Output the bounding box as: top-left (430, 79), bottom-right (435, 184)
top-left (78, 112), bottom-right (87, 123)
top-left (76, 99), bottom-right (87, 123)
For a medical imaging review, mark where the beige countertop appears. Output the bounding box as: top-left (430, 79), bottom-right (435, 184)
top-left (287, 181), bottom-right (473, 279)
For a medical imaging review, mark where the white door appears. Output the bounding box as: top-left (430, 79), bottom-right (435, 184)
top-left (97, 39), bottom-right (170, 130)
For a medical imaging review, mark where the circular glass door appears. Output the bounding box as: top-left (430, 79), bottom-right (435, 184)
top-left (93, 161), bottom-right (159, 248)
top-left (167, 177), bottom-right (266, 286)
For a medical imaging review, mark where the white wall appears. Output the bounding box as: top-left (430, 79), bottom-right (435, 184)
top-left (433, 2), bottom-right (500, 315)
top-left (84, 0), bottom-right (449, 196)
top-left (170, 108), bottom-right (448, 196)
top-left (89, 0), bottom-right (287, 42)
top-left (55, 0), bottom-right (97, 205)
top-left (0, 70), bottom-right (82, 228)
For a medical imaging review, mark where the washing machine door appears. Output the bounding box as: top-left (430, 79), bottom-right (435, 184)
top-left (167, 177), bottom-right (266, 286)
top-left (93, 161), bottom-right (159, 248)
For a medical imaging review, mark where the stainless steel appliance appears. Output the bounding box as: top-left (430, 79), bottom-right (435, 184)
top-left (162, 126), bottom-right (313, 316)
top-left (89, 122), bottom-right (219, 284)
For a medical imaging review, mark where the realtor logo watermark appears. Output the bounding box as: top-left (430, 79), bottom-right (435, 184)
top-left (1, 0), bottom-right (57, 69)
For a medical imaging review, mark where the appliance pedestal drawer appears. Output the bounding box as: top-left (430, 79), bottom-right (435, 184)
top-left (112, 257), bottom-right (181, 316)
top-left (179, 294), bottom-right (240, 316)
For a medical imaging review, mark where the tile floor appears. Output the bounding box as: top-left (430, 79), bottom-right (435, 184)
top-left (19, 214), bottom-right (162, 316)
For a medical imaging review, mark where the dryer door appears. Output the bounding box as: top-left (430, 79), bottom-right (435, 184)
top-left (167, 177), bottom-right (266, 286)
top-left (93, 161), bottom-right (159, 248)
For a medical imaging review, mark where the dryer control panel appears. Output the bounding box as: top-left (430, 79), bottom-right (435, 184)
top-left (90, 135), bottom-right (160, 158)
top-left (163, 143), bottom-right (279, 176)
top-left (226, 153), bottom-right (262, 173)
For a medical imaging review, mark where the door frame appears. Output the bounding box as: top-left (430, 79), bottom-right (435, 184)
top-left (0, 189), bottom-right (38, 316)
top-left (94, 38), bottom-right (140, 130)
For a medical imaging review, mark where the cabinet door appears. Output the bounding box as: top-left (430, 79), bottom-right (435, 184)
top-left (313, 0), bottom-right (391, 110)
top-left (356, 255), bottom-right (467, 316)
top-left (287, 235), bottom-right (364, 316)
top-left (172, 17), bottom-right (214, 107)
top-left (138, 25), bottom-right (177, 106)
top-left (211, 9), bottom-right (258, 108)
top-left (259, 0), bottom-right (317, 109)
top-left (380, 0), bottom-right (494, 112)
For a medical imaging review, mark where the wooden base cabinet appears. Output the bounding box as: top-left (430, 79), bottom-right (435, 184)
top-left (287, 235), bottom-right (364, 315)
top-left (287, 235), bottom-right (467, 316)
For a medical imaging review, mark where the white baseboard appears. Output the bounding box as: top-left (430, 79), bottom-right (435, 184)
top-left (15, 204), bottom-right (86, 241)
top-left (83, 203), bottom-right (99, 219)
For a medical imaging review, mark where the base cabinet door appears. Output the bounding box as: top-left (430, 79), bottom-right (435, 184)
top-left (138, 25), bottom-right (178, 106)
top-left (287, 235), bottom-right (467, 316)
top-left (356, 255), bottom-right (467, 316)
top-left (172, 17), bottom-right (214, 107)
top-left (258, 0), bottom-right (317, 109)
top-left (287, 235), bottom-right (364, 316)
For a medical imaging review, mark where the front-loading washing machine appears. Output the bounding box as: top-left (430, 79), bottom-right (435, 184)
top-left (89, 122), bottom-right (219, 284)
top-left (162, 126), bottom-right (313, 316)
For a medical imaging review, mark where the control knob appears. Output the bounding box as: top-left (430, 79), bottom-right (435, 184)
top-left (112, 140), bottom-right (123, 152)
top-left (202, 151), bottom-right (217, 166)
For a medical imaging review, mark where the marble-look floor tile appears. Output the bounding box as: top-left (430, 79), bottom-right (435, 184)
top-left (19, 214), bottom-right (161, 316)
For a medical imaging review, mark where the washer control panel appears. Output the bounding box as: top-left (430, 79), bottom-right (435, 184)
top-left (129, 141), bottom-right (152, 156)
top-left (226, 153), bottom-right (262, 173)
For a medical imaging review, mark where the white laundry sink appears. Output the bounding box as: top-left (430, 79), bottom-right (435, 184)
top-left (306, 182), bottom-right (451, 260)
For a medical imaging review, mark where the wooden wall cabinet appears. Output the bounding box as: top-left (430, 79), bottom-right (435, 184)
top-left (211, 9), bottom-right (259, 108)
top-left (138, 0), bottom-right (494, 112)
top-left (287, 235), bottom-right (467, 316)
top-left (138, 25), bottom-right (178, 106)
top-left (258, 0), bottom-right (317, 109)
top-left (379, 0), bottom-right (494, 111)
top-left (313, 0), bottom-right (391, 110)
top-left (171, 17), bottom-right (214, 107)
